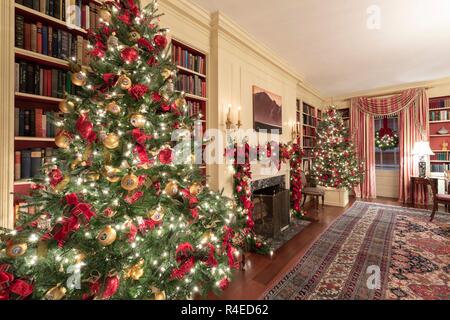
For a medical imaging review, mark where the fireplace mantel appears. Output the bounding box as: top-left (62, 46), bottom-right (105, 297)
top-left (251, 173), bottom-right (286, 192)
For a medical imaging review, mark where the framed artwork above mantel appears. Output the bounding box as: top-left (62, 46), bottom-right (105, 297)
top-left (253, 86), bottom-right (282, 134)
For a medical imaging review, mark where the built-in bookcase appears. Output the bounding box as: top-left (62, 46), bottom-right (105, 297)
top-left (297, 99), bottom-right (321, 172)
top-left (337, 108), bottom-right (350, 127)
top-left (429, 95), bottom-right (450, 175)
top-left (12, 0), bottom-right (103, 222)
top-left (171, 38), bottom-right (208, 179)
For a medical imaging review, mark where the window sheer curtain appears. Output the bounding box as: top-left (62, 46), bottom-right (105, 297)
top-left (350, 88), bottom-right (429, 203)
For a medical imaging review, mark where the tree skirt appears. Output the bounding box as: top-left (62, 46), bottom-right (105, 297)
top-left (263, 201), bottom-right (450, 300)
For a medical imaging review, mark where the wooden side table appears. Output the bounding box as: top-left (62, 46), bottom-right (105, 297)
top-left (410, 176), bottom-right (438, 205)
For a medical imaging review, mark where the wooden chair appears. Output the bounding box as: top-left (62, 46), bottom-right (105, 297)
top-left (428, 178), bottom-right (450, 221)
top-left (301, 172), bottom-right (325, 209)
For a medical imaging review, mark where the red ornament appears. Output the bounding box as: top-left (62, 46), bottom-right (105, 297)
top-left (147, 56), bottom-right (157, 66)
top-left (160, 103), bottom-right (171, 112)
top-left (219, 277), bottom-right (230, 290)
top-left (102, 73), bottom-right (118, 87)
top-left (120, 47), bottom-right (139, 63)
top-left (137, 38), bottom-right (154, 52)
top-left (153, 34), bottom-right (167, 48)
top-left (9, 279), bottom-right (33, 299)
top-left (49, 168), bottom-right (63, 187)
top-left (158, 148), bottom-right (173, 165)
top-left (118, 12), bottom-right (131, 25)
top-left (128, 84), bottom-right (148, 100)
top-left (101, 275), bottom-right (119, 300)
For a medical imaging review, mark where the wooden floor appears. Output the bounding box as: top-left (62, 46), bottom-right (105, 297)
top-left (207, 196), bottom-right (432, 300)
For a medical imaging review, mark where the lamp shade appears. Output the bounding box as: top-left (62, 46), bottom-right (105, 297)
top-left (411, 141), bottom-right (435, 156)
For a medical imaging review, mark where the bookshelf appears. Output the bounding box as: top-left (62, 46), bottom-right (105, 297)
top-left (337, 108), bottom-right (350, 127)
top-left (429, 95), bottom-right (450, 175)
top-left (297, 99), bottom-right (321, 172)
top-left (10, 0), bottom-right (104, 225)
top-left (171, 38), bottom-right (208, 179)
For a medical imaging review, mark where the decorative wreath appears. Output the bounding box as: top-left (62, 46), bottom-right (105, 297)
top-left (375, 130), bottom-right (399, 150)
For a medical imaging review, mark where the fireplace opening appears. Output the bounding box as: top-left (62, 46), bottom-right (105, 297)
top-left (252, 184), bottom-right (290, 239)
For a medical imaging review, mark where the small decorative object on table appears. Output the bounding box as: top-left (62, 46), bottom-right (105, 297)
top-left (437, 127), bottom-right (449, 135)
top-left (442, 141), bottom-right (448, 151)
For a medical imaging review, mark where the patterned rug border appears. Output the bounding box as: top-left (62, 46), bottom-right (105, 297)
top-left (259, 200), bottom-right (448, 300)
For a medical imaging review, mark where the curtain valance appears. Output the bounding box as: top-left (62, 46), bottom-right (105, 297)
top-left (353, 88), bottom-right (419, 117)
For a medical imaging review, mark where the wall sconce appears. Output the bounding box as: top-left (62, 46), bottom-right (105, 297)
top-left (225, 104), bottom-right (242, 130)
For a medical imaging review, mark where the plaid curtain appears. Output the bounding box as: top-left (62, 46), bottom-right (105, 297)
top-left (351, 89), bottom-right (429, 203)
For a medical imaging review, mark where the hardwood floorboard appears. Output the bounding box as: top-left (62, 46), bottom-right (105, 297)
top-left (206, 196), bottom-right (434, 300)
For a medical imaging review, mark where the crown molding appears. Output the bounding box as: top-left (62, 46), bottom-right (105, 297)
top-left (159, 0), bottom-right (211, 30)
top-left (330, 76), bottom-right (450, 101)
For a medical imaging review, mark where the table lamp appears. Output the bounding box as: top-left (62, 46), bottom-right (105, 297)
top-left (411, 141), bottom-right (434, 178)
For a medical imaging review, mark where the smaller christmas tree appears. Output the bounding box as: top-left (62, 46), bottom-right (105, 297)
top-left (311, 108), bottom-right (363, 189)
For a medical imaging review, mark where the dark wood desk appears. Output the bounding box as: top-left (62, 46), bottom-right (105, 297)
top-left (410, 176), bottom-right (438, 205)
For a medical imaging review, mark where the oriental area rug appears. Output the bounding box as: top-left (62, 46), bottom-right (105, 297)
top-left (263, 201), bottom-right (450, 300)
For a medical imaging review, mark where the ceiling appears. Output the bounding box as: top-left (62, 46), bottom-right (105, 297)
top-left (190, 0), bottom-right (450, 97)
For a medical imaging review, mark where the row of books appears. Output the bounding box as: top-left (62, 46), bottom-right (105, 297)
top-left (429, 110), bottom-right (450, 121)
top-left (186, 101), bottom-right (204, 118)
top-left (430, 98), bottom-right (450, 109)
top-left (303, 114), bottom-right (316, 127)
top-left (303, 126), bottom-right (316, 137)
top-left (337, 109), bottom-right (350, 118)
top-left (302, 136), bottom-right (315, 148)
top-left (15, 109), bottom-right (61, 137)
top-left (172, 44), bottom-right (206, 75)
top-left (303, 149), bottom-right (313, 158)
top-left (431, 164), bottom-right (450, 173)
top-left (15, 147), bottom-right (55, 180)
top-left (303, 104), bottom-right (315, 116)
top-left (16, 15), bottom-right (89, 65)
top-left (15, 61), bottom-right (79, 97)
top-left (430, 151), bottom-right (449, 161)
top-left (175, 74), bottom-right (207, 98)
top-left (16, 0), bottom-right (102, 30)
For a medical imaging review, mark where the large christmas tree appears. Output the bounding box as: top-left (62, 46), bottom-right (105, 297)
top-left (311, 108), bottom-right (363, 189)
top-left (0, 0), bottom-right (247, 300)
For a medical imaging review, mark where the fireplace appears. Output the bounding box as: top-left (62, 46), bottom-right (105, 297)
top-left (252, 175), bottom-right (290, 239)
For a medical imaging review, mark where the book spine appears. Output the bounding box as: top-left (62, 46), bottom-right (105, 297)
top-left (51, 69), bottom-right (58, 97)
top-left (32, 0), bottom-right (40, 11)
top-left (26, 63), bottom-right (34, 94)
top-left (76, 35), bottom-right (83, 65)
top-left (39, 67), bottom-right (44, 95)
top-left (76, 0), bottom-right (82, 27)
top-left (23, 0), bottom-right (33, 9)
top-left (49, 0), bottom-right (54, 18)
top-left (19, 61), bottom-right (26, 93)
top-left (15, 63), bottom-right (20, 92)
top-left (36, 22), bottom-right (42, 54)
top-left (30, 23), bottom-right (37, 52)
top-left (30, 109), bottom-right (36, 136)
top-left (48, 26), bottom-right (53, 57)
top-left (31, 148), bottom-right (42, 178)
top-left (19, 109), bottom-right (25, 136)
top-left (81, 4), bottom-right (86, 29)
top-left (52, 29), bottom-right (58, 58)
top-left (61, 31), bottom-right (69, 58)
top-left (34, 64), bottom-right (40, 95)
top-left (35, 108), bottom-right (43, 137)
top-left (24, 22), bottom-right (31, 51)
top-left (40, 0), bottom-right (46, 13)
top-left (14, 108), bottom-right (19, 136)
top-left (54, 0), bottom-right (61, 19)
top-left (85, 5), bottom-right (90, 29)
top-left (14, 151), bottom-right (21, 181)
top-left (46, 69), bottom-right (52, 96)
top-left (21, 149), bottom-right (31, 179)
top-left (42, 114), bottom-right (47, 137)
top-left (62, 0), bottom-right (66, 21)
top-left (57, 29), bottom-right (62, 58)
top-left (41, 25), bottom-right (48, 55)
top-left (15, 15), bottom-right (25, 49)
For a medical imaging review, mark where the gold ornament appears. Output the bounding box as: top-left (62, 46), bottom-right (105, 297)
top-left (54, 176), bottom-right (70, 192)
top-left (105, 166), bottom-right (121, 183)
top-left (117, 75), bottom-right (132, 90)
top-left (175, 97), bottom-right (186, 108)
top-left (99, 8), bottom-right (112, 23)
top-left (147, 209), bottom-right (164, 222)
top-left (150, 287), bottom-right (166, 300)
top-left (161, 69), bottom-right (172, 80)
top-left (103, 133), bottom-right (120, 150)
top-left (6, 243), bottom-right (28, 258)
top-left (106, 101), bottom-right (121, 115)
top-left (125, 259), bottom-right (144, 280)
top-left (121, 173), bottom-right (139, 191)
top-left (130, 113), bottom-right (146, 128)
top-left (71, 71), bottom-right (87, 86)
top-left (55, 131), bottom-right (71, 149)
top-left (86, 171), bottom-right (100, 181)
top-left (59, 100), bottom-right (75, 113)
top-left (128, 31), bottom-right (141, 42)
top-left (45, 285), bottom-right (67, 300)
top-left (164, 181), bottom-right (179, 197)
top-left (189, 183), bottom-right (202, 196)
top-left (97, 225), bottom-right (117, 246)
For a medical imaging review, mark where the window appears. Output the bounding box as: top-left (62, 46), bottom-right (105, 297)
top-left (375, 117), bottom-right (400, 170)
